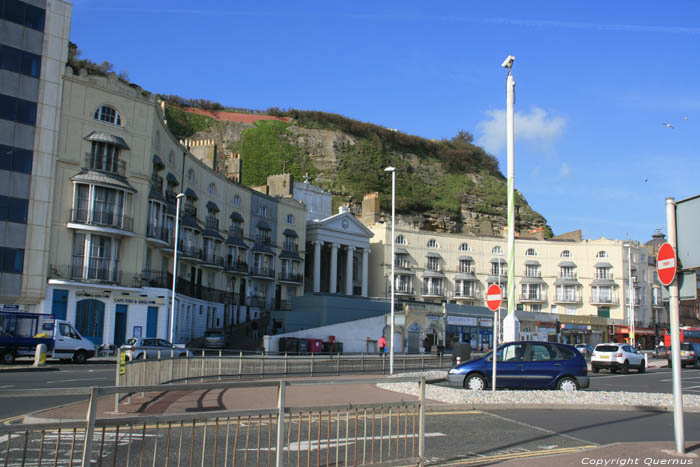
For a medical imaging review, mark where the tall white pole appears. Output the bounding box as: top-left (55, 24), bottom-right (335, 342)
top-left (502, 56), bottom-right (519, 343)
top-left (627, 243), bottom-right (635, 346)
top-left (666, 197), bottom-right (685, 454)
top-left (169, 193), bottom-right (184, 343)
top-left (389, 169), bottom-right (396, 375)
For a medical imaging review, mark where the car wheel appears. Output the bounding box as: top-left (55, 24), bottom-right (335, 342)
top-left (464, 374), bottom-right (487, 391)
top-left (0, 351), bottom-right (15, 364)
top-left (557, 377), bottom-right (579, 391)
top-left (638, 360), bottom-right (646, 373)
top-left (592, 366), bottom-right (599, 373)
top-left (72, 350), bottom-right (87, 364)
top-left (621, 361), bottom-right (629, 374)
top-left (611, 368), bottom-right (618, 374)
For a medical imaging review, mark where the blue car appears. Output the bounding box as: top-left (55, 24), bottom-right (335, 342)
top-left (447, 341), bottom-right (590, 391)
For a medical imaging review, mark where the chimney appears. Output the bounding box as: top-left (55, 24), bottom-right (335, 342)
top-left (361, 192), bottom-right (381, 225)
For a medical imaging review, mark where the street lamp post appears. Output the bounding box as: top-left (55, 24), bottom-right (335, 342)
top-left (384, 166), bottom-right (396, 375)
top-left (169, 193), bottom-right (185, 343)
top-left (501, 54), bottom-right (520, 343)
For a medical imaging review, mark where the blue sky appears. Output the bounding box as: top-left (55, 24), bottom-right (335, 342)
top-left (70, 1), bottom-right (700, 243)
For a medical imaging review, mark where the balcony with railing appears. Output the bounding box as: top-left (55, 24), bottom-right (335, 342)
top-left (69, 208), bottom-right (133, 233)
top-left (394, 258), bottom-right (410, 269)
top-left (150, 175), bottom-right (163, 195)
top-left (229, 227), bottom-right (244, 239)
top-left (595, 272), bottom-right (615, 280)
top-left (225, 259), bottom-right (248, 274)
top-left (251, 266), bottom-right (275, 280)
top-left (282, 242), bottom-right (299, 253)
top-left (183, 204), bottom-right (197, 218)
top-left (146, 223), bottom-right (169, 244)
top-left (178, 241), bottom-right (202, 261)
top-left (84, 153), bottom-right (126, 177)
top-left (590, 293), bottom-right (619, 305)
top-left (278, 271), bottom-right (303, 283)
top-left (454, 288), bottom-right (479, 300)
top-left (394, 282), bottom-right (415, 296)
top-left (50, 263), bottom-right (122, 285)
top-left (559, 271), bottom-right (578, 279)
top-left (140, 269), bottom-right (169, 288)
top-left (247, 296), bottom-right (268, 309)
top-left (422, 284), bottom-right (445, 297)
top-left (201, 249), bottom-right (224, 269)
top-left (424, 263), bottom-right (443, 273)
top-left (519, 290), bottom-right (545, 303)
top-left (255, 235), bottom-right (273, 246)
top-left (554, 292), bottom-right (582, 304)
top-left (205, 216), bottom-right (219, 231)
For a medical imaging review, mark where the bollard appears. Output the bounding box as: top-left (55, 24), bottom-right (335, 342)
top-left (645, 353), bottom-right (649, 368)
top-left (33, 344), bottom-right (47, 367)
top-left (456, 357), bottom-right (461, 365)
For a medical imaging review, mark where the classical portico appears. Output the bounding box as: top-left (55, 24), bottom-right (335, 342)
top-left (305, 208), bottom-right (374, 297)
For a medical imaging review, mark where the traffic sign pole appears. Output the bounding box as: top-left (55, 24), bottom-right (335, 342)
top-left (486, 284), bottom-right (502, 392)
top-left (666, 197), bottom-right (685, 454)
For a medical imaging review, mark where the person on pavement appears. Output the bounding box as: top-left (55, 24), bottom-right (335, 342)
top-left (378, 336), bottom-right (387, 356)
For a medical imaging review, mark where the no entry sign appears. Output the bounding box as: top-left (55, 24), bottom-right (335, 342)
top-left (657, 242), bottom-right (677, 286)
top-left (486, 284), bottom-right (503, 311)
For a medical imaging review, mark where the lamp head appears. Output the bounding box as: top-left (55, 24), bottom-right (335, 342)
top-left (176, 193), bottom-right (185, 199)
top-left (501, 55), bottom-right (515, 69)
top-left (384, 167), bottom-right (395, 172)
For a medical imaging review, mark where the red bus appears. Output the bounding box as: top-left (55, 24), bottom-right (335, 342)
top-left (663, 327), bottom-right (700, 346)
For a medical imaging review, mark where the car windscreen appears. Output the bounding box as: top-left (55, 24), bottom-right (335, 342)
top-left (595, 345), bottom-right (619, 352)
top-left (681, 343), bottom-right (693, 350)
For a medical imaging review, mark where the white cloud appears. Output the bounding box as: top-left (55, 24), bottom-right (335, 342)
top-left (476, 107), bottom-right (567, 155)
top-left (558, 162), bottom-right (571, 178)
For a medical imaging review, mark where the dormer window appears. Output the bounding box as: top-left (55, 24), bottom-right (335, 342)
top-left (492, 246), bottom-right (503, 255)
top-left (596, 250), bottom-right (608, 258)
top-left (525, 248), bottom-right (537, 257)
top-left (94, 105), bottom-right (121, 125)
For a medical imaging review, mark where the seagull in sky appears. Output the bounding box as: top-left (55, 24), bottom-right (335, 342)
top-left (662, 123), bottom-right (674, 129)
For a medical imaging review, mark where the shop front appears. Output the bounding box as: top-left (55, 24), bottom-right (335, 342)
top-left (613, 325), bottom-right (657, 349)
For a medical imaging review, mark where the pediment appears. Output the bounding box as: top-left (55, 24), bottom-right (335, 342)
top-left (308, 212), bottom-right (374, 239)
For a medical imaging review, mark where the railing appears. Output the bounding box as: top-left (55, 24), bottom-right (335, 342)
top-left (229, 227), bottom-right (244, 238)
top-left (457, 266), bottom-right (474, 274)
top-left (49, 264), bottom-right (123, 285)
top-left (519, 293), bottom-right (544, 302)
top-left (248, 296), bottom-right (268, 308)
top-left (595, 272), bottom-right (614, 280)
top-left (202, 250), bottom-right (224, 267)
top-left (141, 268), bottom-right (168, 288)
top-left (279, 271), bottom-right (303, 283)
top-left (523, 271), bottom-right (542, 278)
top-left (205, 216), bottom-right (219, 231)
top-left (84, 153), bottom-right (126, 177)
top-left (69, 208), bottom-right (134, 232)
top-left (0, 377), bottom-right (427, 467)
top-left (424, 264), bottom-right (443, 273)
top-left (590, 294), bottom-right (619, 305)
top-left (422, 286), bottom-right (444, 297)
top-left (395, 285), bottom-right (414, 295)
top-left (395, 259), bottom-right (410, 268)
top-left (251, 266), bottom-right (275, 279)
top-left (150, 174), bottom-right (163, 194)
top-left (255, 235), bottom-right (273, 246)
top-left (178, 241), bottom-right (203, 260)
top-left (225, 260), bottom-right (249, 274)
top-left (283, 242), bottom-right (299, 252)
top-left (559, 272), bottom-right (578, 279)
top-left (119, 352), bottom-right (451, 385)
top-left (145, 222), bottom-right (169, 242)
top-left (554, 294), bottom-right (582, 304)
top-left (174, 277), bottom-right (229, 302)
top-left (183, 204), bottom-right (197, 218)
top-left (455, 290), bottom-right (478, 299)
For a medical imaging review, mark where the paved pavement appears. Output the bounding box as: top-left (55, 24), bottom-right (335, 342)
top-left (13, 353), bottom-right (699, 466)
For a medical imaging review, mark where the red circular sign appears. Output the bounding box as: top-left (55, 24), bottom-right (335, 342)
top-left (657, 242), bottom-right (677, 286)
top-left (486, 284), bottom-right (503, 311)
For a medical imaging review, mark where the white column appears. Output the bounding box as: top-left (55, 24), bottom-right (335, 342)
top-left (346, 246), bottom-right (355, 295)
top-left (330, 243), bottom-right (339, 293)
top-left (361, 248), bottom-right (369, 297)
top-left (313, 241), bottom-right (322, 293)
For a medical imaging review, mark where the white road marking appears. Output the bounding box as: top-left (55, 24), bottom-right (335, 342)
top-left (239, 432), bottom-right (447, 452)
top-left (483, 411), bottom-right (598, 446)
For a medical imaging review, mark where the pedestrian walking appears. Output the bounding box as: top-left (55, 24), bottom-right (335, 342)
top-left (378, 336), bottom-right (387, 356)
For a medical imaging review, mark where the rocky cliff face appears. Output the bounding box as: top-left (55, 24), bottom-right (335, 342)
top-left (184, 113), bottom-right (550, 238)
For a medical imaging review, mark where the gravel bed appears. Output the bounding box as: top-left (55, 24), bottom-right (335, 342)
top-left (377, 371), bottom-right (700, 410)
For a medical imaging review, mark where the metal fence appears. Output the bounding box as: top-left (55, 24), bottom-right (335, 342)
top-left (0, 377), bottom-right (427, 466)
top-left (120, 351), bottom-right (452, 387)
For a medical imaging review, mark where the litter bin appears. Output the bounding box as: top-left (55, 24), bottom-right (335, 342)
top-left (452, 342), bottom-right (472, 366)
top-left (308, 338), bottom-right (323, 353)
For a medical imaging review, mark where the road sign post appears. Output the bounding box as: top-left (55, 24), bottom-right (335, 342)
top-left (486, 284), bottom-right (502, 392)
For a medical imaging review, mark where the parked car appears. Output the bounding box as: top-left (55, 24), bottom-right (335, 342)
top-left (665, 342), bottom-right (700, 368)
top-left (591, 343), bottom-right (645, 374)
top-left (575, 344), bottom-right (594, 357)
top-left (121, 338), bottom-right (192, 361)
top-left (447, 341), bottom-right (589, 391)
top-left (203, 330), bottom-right (228, 349)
